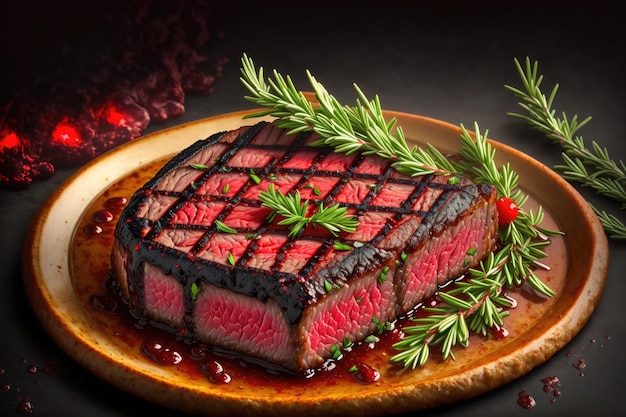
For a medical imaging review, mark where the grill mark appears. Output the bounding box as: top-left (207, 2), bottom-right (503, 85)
top-left (356, 164), bottom-right (395, 212)
top-left (135, 125), bottom-right (476, 270)
top-left (192, 128), bottom-right (320, 268)
top-left (272, 239), bottom-right (293, 273)
top-left (143, 123), bottom-right (266, 241)
top-left (319, 153), bottom-right (364, 204)
top-left (370, 173), bottom-right (433, 246)
top-left (298, 238), bottom-right (334, 279)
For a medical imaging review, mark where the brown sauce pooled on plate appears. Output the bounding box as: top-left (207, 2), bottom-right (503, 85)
top-left (71, 156), bottom-right (567, 388)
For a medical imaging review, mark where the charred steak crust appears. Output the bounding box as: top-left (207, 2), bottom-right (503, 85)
top-left (112, 120), bottom-right (498, 370)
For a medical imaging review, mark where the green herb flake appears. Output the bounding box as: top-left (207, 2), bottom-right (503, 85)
top-left (366, 183), bottom-right (381, 193)
top-left (227, 252), bottom-right (235, 265)
top-left (190, 163), bottom-right (208, 170)
top-left (313, 186), bottom-right (322, 196)
top-left (364, 335), bottom-right (378, 344)
top-left (215, 220), bottom-right (237, 234)
top-left (378, 266), bottom-right (390, 284)
top-left (222, 184), bottom-right (230, 194)
top-left (324, 279), bottom-right (333, 293)
top-left (355, 296), bottom-right (363, 304)
top-left (466, 248), bottom-right (477, 256)
top-left (400, 251), bottom-right (408, 262)
top-left (249, 169), bottom-right (261, 184)
top-left (343, 337), bottom-right (354, 349)
top-left (190, 282), bottom-right (200, 301)
top-left (333, 241), bottom-right (352, 251)
top-left (330, 344), bottom-right (342, 360)
top-left (190, 181), bottom-right (198, 190)
top-left (348, 365), bottom-right (358, 373)
top-left (448, 176), bottom-right (461, 185)
top-left (221, 166), bottom-right (232, 173)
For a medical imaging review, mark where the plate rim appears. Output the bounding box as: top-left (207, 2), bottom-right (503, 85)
top-left (21, 108), bottom-right (609, 416)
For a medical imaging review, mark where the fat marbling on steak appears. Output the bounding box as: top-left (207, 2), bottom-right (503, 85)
top-left (111, 120), bottom-right (499, 372)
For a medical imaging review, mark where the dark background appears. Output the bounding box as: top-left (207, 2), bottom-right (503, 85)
top-left (1, 1), bottom-right (624, 416)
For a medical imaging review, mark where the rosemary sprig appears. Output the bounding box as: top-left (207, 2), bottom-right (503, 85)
top-left (241, 53), bottom-right (450, 177)
top-left (239, 54), bottom-right (561, 369)
top-left (258, 184), bottom-right (358, 237)
top-left (390, 125), bottom-right (560, 368)
top-left (392, 251), bottom-right (513, 368)
top-left (505, 57), bottom-right (626, 240)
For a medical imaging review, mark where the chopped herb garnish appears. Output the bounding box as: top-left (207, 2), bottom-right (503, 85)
top-left (190, 163), bottom-right (208, 170)
top-left (222, 166), bottom-right (232, 172)
top-left (400, 251), bottom-right (408, 262)
top-left (227, 252), bottom-right (235, 265)
top-left (448, 176), bottom-right (461, 185)
top-left (323, 279), bottom-right (333, 293)
top-left (333, 241), bottom-right (352, 251)
top-left (313, 186), bottom-right (322, 196)
top-left (215, 220), bottom-right (237, 234)
top-left (190, 282), bottom-right (200, 301)
top-left (355, 296), bottom-right (363, 304)
top-left (467, 248), bottom-right (477, 256)
top-left (343, 337), bottom-right (354, 349)
top-left (249, 168), bottom-right (261, 184)
top-left (348, 365), bottom-right (358, 373)
top-left (378, 266), bottom-right (389, 284)
top-left (330, 344), bottom-right (342, 360)
top-left (222, 184), bottom-right (230, 194)
top-left (190, 181), bottom-right (198, 190)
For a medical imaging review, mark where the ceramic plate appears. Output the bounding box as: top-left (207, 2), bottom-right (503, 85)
top-left (22, 109), bottom-right (608, 416)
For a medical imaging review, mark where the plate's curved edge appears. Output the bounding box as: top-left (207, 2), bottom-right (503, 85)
top-left (20, 108), bottom-right (610, 417)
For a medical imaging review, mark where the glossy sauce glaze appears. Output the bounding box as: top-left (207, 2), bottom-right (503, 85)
top-left (70, 156), bottom-right (567, 390)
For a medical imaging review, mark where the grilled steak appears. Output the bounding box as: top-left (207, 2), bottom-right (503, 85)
top-left (111, 120), bottom-right (499, 372)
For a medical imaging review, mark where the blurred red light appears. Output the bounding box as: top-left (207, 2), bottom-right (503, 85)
top-left (51, 119), bottom-right (82, 148)
top-left (0, 131), bottom-right (21, 151)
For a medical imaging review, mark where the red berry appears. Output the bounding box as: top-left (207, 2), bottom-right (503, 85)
top-left (496, 196), bottom-right (519, 226)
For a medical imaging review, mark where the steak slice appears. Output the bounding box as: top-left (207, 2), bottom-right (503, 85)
top-left (111, 120), bottom-right (499, 372)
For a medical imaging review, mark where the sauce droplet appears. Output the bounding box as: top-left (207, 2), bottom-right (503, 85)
top-left (350, 362), bottom-right (380, 384)
top-left (91, 294), bottom-right (118, 314)
top-left (92, 210), bottom-right (114, 223)
top-left (517, 389), bottom-right (536, 409)
top-left (200, 360), bottom-right (232, 384)
top-left (17, 398), bottom-right (34, 414)
top-left (105, 196), bottom-right (128, 209)
top-left (141, 338), bottom-right (183, 366)
top-left (490, 324), bottom-right (509, 340)
top-left (83, 224), bottom-right (103, 235)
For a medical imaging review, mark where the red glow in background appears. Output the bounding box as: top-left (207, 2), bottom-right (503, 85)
top-left (0, 0), bottom-right (227, 189)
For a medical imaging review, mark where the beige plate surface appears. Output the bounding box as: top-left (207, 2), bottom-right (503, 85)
top-left (22, 109), bottom-right (609, 417)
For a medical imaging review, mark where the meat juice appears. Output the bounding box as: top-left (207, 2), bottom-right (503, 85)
top-left (71, 156), bottom-right (566, 390)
